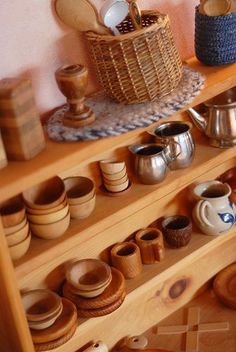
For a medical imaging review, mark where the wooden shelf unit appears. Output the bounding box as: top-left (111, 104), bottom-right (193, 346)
top-left (1, 57), bottom-right (236, 352)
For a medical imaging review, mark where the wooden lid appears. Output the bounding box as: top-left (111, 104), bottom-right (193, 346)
top-left (34, 322), bottom-right (77, 351)
top-left (76, 290), bottom-right (126, 317)
top-left (31, 298), bottom-right (77, 344)
top-left (63, 267), bottom-right (125, 309)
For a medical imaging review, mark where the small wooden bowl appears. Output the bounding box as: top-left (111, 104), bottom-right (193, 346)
top-left (64, 176), bottom-right (95, 205)
top-left (102, 166), bottom-right (127, 181)
top-left (69, 195), bottom-right (96, 219)
top-left (66, 259), bottom-right (112, 292)
top-left (104, 179), bottom-right (129, 193)
top-left (4, 217), bottom-right (27, 235)
top-left (103, 174), bottom-right (128, 186)
top-left (9, 232), bottom-right (31, 261)
top-left (6, 221), bottom-right (29, 246)
top-left (26, 197), bottom-right (68, 215)
top-left (162, 215), bottom-right (192, 248)
top-left (27, 204), bottom-right (69, 225)
top-left (0, 196), bottom-right (25, 228)
top-left (28, 304), bottom-right (63, 330)
top-left (22, 176), bottom-right (66, 210)
top-left (68, 276), bottom-right (112, 298)
top-left (21, 289), bottom-right (62, 322)
top-left (29, 212), bottom-right (70, 240)
top-left (99, 160), bottom-right (126, 175)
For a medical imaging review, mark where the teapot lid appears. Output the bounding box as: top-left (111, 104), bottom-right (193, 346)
top-left (204, 87), bottom-right (236, 108)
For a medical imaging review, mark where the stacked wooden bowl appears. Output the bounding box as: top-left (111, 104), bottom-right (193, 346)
top-left (22, 289), bottom-right (77, 351)
top-left (0, 196), bottom-right (31, 260)
top-left (63, 259), bottom-right (126, 317)
top-left (64, 176), bottom-right (96, 219)
top-left (23, 176), bottom-right (70, 240)
top-left (100, 160), bottom-right (130, 194)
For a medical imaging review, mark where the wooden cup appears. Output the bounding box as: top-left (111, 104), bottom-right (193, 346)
top-left (135, 228), bottom-right (165, 264)
top-left (111, 242), bottom-right (142, 279)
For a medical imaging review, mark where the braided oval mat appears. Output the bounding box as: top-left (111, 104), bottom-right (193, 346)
top-left (46, 67), bottom-right (205, 142)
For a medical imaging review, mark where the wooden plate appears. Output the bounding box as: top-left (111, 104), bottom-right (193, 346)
top-left (34, 322), bottom-right (77, 351)
top-left (76, 291), bottom-right (126, 317)
top-left (31, 298), bottom-right (77, 344)
top-left (213, 263), bottom-right (236, 310)
top-left (63, 267), bottom-right (125, 309)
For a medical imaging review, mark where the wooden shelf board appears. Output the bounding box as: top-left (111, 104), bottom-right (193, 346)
top-left (0, 58), bottom-right (236, 202)
top-left (52, 229), bottom-right (236, 352)
top-left (13, 138), bottom-right (236, 283)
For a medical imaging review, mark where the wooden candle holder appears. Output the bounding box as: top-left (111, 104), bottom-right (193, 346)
top-left (55, 64), bottom-right (95, 128)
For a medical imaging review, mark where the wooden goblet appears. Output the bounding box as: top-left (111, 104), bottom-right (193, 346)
top-left (55, 64), bottom-right (95, 128)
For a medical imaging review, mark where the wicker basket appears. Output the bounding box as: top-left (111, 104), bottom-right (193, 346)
top-left (195, 6), bottom-right (236, 66)
top-left (85, 10), bottom-right (183, 104)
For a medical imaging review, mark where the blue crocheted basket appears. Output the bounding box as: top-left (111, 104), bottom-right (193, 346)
top-left (195, 6), bottom-right (236, 66)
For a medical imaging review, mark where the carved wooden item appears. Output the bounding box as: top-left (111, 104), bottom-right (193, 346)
top-left (0, 78), bottom-right (45, 160)
top-left (55, 64), bottom-right (95, 128)
top-left (135, 228), bottom-right (165, 264)
top-left (213, 262), bottom-right (236, 309)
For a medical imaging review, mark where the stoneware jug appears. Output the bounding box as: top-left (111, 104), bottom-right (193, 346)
top-left (192, 180), bottom-right (236, 236)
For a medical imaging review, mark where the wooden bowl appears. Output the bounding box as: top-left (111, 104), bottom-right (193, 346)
top-left (26, 197), bottom-right (68, 215)
top-left (8, 232), bottom-right (31, 261)
top-left (67, 276), bottom-right (112, 298)
top-left (29, 212), bottom-right (70, 240)
top-left (103, 174), bottom-right (128, 186)
top-left (66, 259), bottom-right (112, 292)
top-left (27, 204), bottom-right (69, 225)
top-left (69, 195), bottom-right (96, 219)
top-left (22, 176), bottom-right (66, 210)
top-left (104, 179), bottom-right (129, 193)
top-left (0, 196), bottom-right (25, 228)
top-left (64, 176), bottom-right (95, 205)
top-left (28, 304), bottom-right (63, 330)
top-left (6, 221), bottom-right (29, 246)
top-left (21, 289), bottom-right (62, 322)
top-left (99, 160), bottom-right (126, 175)
top-left (102, 166), bottom-right (127, 181)
top-left (3, 217), bottom-right (27, 235)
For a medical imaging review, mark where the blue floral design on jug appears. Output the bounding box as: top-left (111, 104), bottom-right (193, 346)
top-left (218, 212), bottom-right (235, 225)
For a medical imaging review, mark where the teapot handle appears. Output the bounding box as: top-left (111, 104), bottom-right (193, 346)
top-left (194, 200), bottom-right (215, 228)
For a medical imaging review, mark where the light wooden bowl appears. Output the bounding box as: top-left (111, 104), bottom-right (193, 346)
top-left (9, 232), bottom-right (31, 261)
top-left (68, 279), bottom-right (111, 298)
top-left (22, 176), bottom-right (66, 210)
top-left (66, 259), bottom-right (112, 292)
top-left (99, 160), bottom-right (126, 175)
top-left (0, 196), bottom-right (25, 228)
top-left (6, 222), bottom-right (29, 246)
top-left (27, 204), bottom-right (69, 225)
top-left (69, 195), bottom-right (96, 219)
top-left (28, 304), bottom-right (63, 330)
top-left (21, 289), bottom-right (62, 322)
top-left (29, 212), bottom-right (70, 240)
top-left (102, 166), bottom-right (127, 181)
top-left (4, 217), bottom-right (27, 235)
top-left (26, 197), bottom-right (68, 215)
top-left (64, 176), bottom-right (95, 205)
top-left (104, 179), bottom-right (129, 193)
top-left (103, 174), bottom-right (128, 186)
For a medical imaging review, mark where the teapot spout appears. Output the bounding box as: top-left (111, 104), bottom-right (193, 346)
top-left (187, 108), bottom-right (207, 131)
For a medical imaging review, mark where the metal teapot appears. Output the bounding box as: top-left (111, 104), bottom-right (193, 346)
top-left (187, 87), bottom-right (236, 148)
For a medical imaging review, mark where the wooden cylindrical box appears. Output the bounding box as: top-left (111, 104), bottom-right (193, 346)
top-left (0, 78), bottom-right (46, 161)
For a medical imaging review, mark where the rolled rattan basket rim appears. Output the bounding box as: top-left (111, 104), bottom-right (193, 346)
top-left (85, 10), bottom-right (169, 42)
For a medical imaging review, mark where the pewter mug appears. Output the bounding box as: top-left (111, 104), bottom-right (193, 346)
top-left (128, 143), bottom-right (175, 184)
top-left (188, 87), bottom-right (236, 148)
top-left (148, 121), bottom-right (195, 170)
